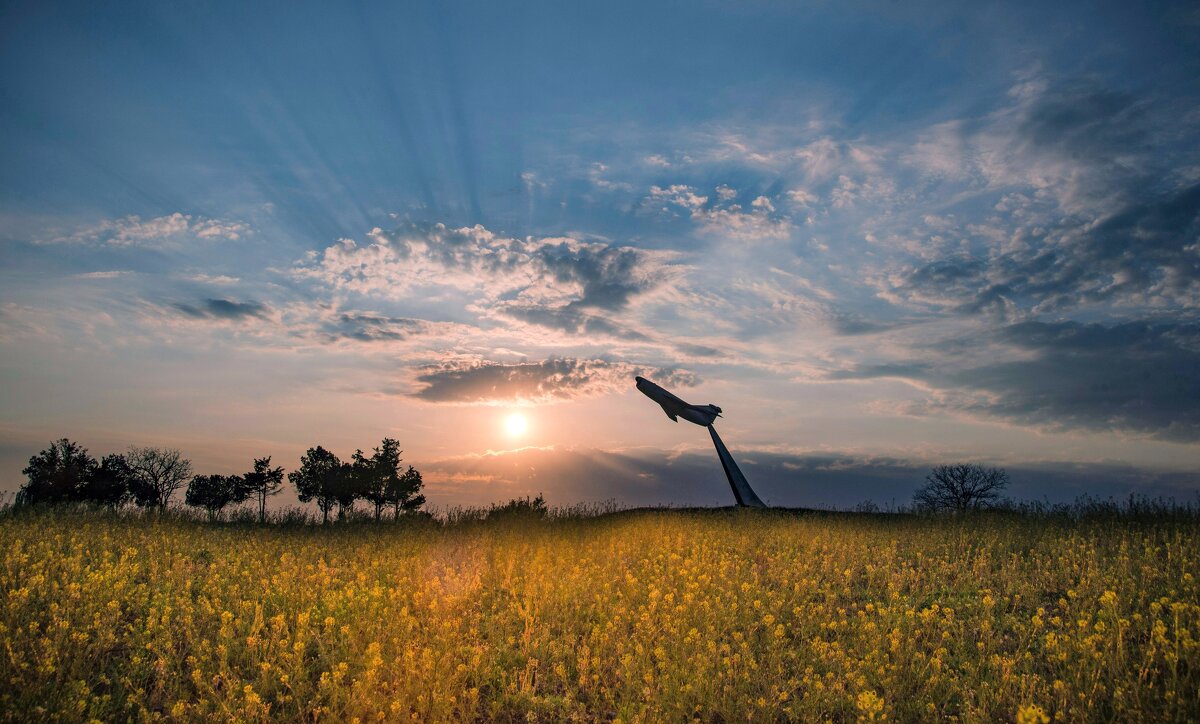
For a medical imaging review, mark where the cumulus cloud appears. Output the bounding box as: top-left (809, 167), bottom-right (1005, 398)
top-left (410, 358), bottom-right (698, 405)
top-left (293, 223), bottom-right (682, 342)
top-left (42, 212), bottom-right (249, 248)
top-left (588, 163), bottom-right (634, 191)
top-left (786, 189), bottom-right (817, 206)
top-left (647, 184), bottom-right (792, 240)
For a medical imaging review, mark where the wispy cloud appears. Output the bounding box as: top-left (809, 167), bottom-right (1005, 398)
top-left (173, 298), bottom-right (268, 321)
top-left (321, 311), bottom-right (472, 344)
top-left (41, 213), bottom-right (249, 248)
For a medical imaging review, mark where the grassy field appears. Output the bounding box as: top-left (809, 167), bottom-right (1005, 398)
top-left (1, 508), bottom-right (1197, 722)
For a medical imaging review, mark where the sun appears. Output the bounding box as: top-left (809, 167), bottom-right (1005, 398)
top-left (504, 412), bottom-right (528, 437)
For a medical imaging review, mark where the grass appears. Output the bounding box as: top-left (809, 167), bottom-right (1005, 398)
top-left (0, 506), bottom-right (1197, 721)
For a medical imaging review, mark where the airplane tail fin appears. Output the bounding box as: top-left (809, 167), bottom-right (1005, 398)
top-left (688, 403), bottom-right (722, 426)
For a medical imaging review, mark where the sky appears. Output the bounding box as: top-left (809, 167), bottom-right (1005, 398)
top-left (2, 0), bottom-right (1199, 509)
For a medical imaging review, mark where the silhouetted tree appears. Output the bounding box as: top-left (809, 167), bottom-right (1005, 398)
top-left (243, 456), bottom-right (285, 524)
top-left (388, 466), bottom-right (425, 520)
top-left (185, 474), bottom-right (251, 518)
top-left (331, 458), bottom-right (364, 520)
top-left (79, 454), bottom-right (136, 508)
top-left (913, 464), bottom-right (1009, 513)
top-left (127, 446), bottom-right (193, 508)
top-left (290, 446), bottom-right (342, 524)
top-left (358, 446), bottom-right (388, 521)
top-left (357, 439), bottom-right (423, 520)
top-left (18, 439), bottom-right (96, 505)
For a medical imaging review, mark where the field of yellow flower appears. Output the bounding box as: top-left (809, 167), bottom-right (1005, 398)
top-left (2, 508), bottom-right (1198, 721)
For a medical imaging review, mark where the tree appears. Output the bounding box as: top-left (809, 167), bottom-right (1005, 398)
top-left (290, 446), bottom-right (342, 524)
top-left (79, 454), bottom-right (136, 508)
top-left (243, 456), bottom-right (285, 524)
top-left (388, 466), bottom-right (425, 520)
top-left (358, 439), bottom-right (423, 520)
top-left (127, 447), bottom-right (193, 508)
top-left (913, 464), bottom-right (1009, 513)
top-left (333, 458), bottom-right (363, 520)
top-left (185, 474), bottom-right (251, 518)
top-left (358, 445), bottom-right (389, 521)
top-left (18, 438), bottom-right (96, 505)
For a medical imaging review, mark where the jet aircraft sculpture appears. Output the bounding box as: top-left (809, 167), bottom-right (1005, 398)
top-left (635, 376), bottom-right (767, 508)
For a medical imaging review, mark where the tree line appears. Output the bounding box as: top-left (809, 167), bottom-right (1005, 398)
top-left (17, 439), bottom-right (1011, 518)
top-left (16, 438), bottom-right (424, 523)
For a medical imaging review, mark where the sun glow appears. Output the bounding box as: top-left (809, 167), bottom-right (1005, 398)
top-left (504, 413), bottom-right (528, 437)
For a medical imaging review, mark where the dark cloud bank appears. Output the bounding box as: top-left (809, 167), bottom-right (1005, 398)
top-left (836, 320), bottom-right (1200, 442)
top-left (877, 79), bottom-right (1200, 442)
top-left (425, 446), bottom-right (1200, 509)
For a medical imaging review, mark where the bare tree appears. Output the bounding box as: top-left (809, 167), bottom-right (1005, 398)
top-left (127, 446), bottom-right (193, 508)
top-left (913, 463), bottom-right (1008, 513)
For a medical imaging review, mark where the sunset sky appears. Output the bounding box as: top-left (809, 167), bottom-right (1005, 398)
top-left (2, 0), bottom-right (1199, 508)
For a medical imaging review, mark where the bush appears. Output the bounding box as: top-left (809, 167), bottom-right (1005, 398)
top-left (486, 494), bottom-right (548, 521)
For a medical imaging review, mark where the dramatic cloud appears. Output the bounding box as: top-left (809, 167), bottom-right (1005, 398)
top-left (886, 77), bottom-right (1200, 317)
top-left (410, 358), bottom-right (697, 405)
top-left (951, 321), bottom-right (1200, 441)
top-left (835, 320), bottom-right (1200, 442)
top-left (294, 224), bottom-right (682, 341)
top-left (890, 181), bottom-right (1200, 316)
